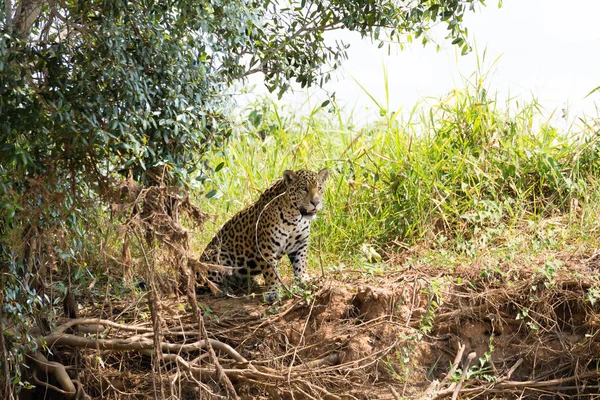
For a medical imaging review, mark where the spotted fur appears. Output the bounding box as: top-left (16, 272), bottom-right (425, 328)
top-left (199, 168), bottom-right (329, 302)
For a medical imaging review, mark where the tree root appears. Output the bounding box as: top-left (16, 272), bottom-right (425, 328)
top-left (27, 313), bottom-right (354, 399)
top-left (42, 319), bottom-right (247, 363)
top-left (28, 352), bottom-right (91, 400)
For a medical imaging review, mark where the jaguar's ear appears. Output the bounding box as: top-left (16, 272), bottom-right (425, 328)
top-left (283, 170), bottom-right (297, 185)
top-left (317, 168), bottom-right (329, 183)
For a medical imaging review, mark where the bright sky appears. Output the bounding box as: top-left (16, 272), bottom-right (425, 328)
top-left (243, 0), bottom-right (600, 126)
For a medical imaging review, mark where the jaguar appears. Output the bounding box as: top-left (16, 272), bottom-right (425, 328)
top-left (199, 168), bottom-right (329, 302)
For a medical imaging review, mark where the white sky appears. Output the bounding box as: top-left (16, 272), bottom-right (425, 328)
top-left (242, 0), bottom-right (600, 126)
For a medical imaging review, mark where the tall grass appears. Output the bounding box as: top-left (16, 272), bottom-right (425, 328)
top-left (193, 73), bottom-right (600, 272)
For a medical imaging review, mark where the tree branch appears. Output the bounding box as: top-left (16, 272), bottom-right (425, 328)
top-left (241, 20), bottom-right (341, 78)
top-left (13, 0), bottom-right (44, 36)
top-left (4, 0), bottom-right (12, 33)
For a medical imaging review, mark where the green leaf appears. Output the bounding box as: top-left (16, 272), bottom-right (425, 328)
top-left (584, 85), bottom-right (600, 98)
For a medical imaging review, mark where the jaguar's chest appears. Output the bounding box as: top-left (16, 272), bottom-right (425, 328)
top-left (255, 212), bottom-right (310, 249)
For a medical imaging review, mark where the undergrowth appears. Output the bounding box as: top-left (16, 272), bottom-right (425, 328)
top-left (194, 71), bottom-right (600, 273)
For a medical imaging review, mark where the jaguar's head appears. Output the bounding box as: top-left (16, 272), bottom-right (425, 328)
top-left (283, 168), bottom-right (329, 220)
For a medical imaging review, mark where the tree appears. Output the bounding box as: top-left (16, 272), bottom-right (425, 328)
top-left (1, 0), bottom-right (483, 187)
top-left (0, 0), bottom-right (486, 397)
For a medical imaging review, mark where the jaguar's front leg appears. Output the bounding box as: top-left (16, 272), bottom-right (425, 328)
top-left (288, 243), bottom-right (309, 287)
top-left (261, 260), bottom-right (282, 303)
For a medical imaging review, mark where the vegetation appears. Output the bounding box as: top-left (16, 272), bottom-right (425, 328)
top-left (0, 0), bottom-right (480, 188)
top-left (4, 58), bottom-right (600, 396)
top-left (198, 68), bottom-right (600, 269)
top-left (2, 0), bottom-right (600, 397)
top-left (189, 71), bottom-right (600, 397)
top-left (0, 1), bottom-right (488, 397)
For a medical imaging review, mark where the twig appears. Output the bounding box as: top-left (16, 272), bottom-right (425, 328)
top-left (451, 352), bottom-right (476, 400)
top-left (293, 353), bottom-right (340, 370)
top-left (423, 380), bottom-right (440, 399)
top-left (294, 385), bottom-right (320, 400)
top-left (307, 382), bottom-right (343, 400)
top-left (442, 342), bottom-right (466, 386)
top-left (499, 358), bottom-right (523, 382)
top-left (287, 298), bottom-right (315, 382)
top-left (318, 235), bottom-right (325, 278)
top-left (405, 278), bottom-right (420, 327)
top-left (250, 285), bottom-right (328, 334)
top-left (390, 386), bottom-right (402, 400)
top-left (327, 340), bottom-right (399, 376)
top-left (185, 270), bottom-right (239, 399)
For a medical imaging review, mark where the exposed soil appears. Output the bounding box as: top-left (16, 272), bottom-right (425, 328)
top-left (25, 251), bottom-right (600, 399)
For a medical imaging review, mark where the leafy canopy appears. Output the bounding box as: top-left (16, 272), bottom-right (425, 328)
top-left (1, 0), bottom-right (484, 188)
